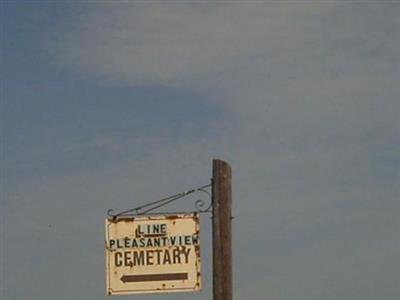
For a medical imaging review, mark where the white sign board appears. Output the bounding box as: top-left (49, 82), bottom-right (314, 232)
top-left (105, 213), bottom-right (201, 295)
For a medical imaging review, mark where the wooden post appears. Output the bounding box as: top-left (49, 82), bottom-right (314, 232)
top-left (212, 159), bottom-right (232, 300)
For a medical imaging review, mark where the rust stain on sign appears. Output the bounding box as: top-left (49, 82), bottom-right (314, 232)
top-left (105, 213), bottom-right (201, 295)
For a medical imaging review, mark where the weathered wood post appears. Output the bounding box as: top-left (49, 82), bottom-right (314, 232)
top-left (212, 159), bottom-right (232, 300)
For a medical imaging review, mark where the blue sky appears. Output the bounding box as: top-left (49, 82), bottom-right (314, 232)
top-left (2, 2), bottom-right (400, 300)
top-left (3, 2), bottom-right (220, 184)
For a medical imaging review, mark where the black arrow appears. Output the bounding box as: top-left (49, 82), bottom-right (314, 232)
top-left (121, 273), bottom-right (188, 283)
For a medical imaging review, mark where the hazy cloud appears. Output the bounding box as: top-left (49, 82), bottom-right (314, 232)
top-left (57, 3), bottom-right (325, 87)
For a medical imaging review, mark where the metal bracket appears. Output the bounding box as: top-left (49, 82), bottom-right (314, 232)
top-left (107, 183), bottom-right (212, 220)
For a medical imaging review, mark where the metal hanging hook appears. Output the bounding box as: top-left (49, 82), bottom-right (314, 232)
top-left (107, 183), bottom-right (212, 219)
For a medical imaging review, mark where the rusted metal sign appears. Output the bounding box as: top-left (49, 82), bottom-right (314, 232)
top-left (105, 213), bottom-right (201, 295)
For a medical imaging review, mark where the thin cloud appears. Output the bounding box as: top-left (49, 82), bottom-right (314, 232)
top-left (57, 2), bottom-right (324, 87)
